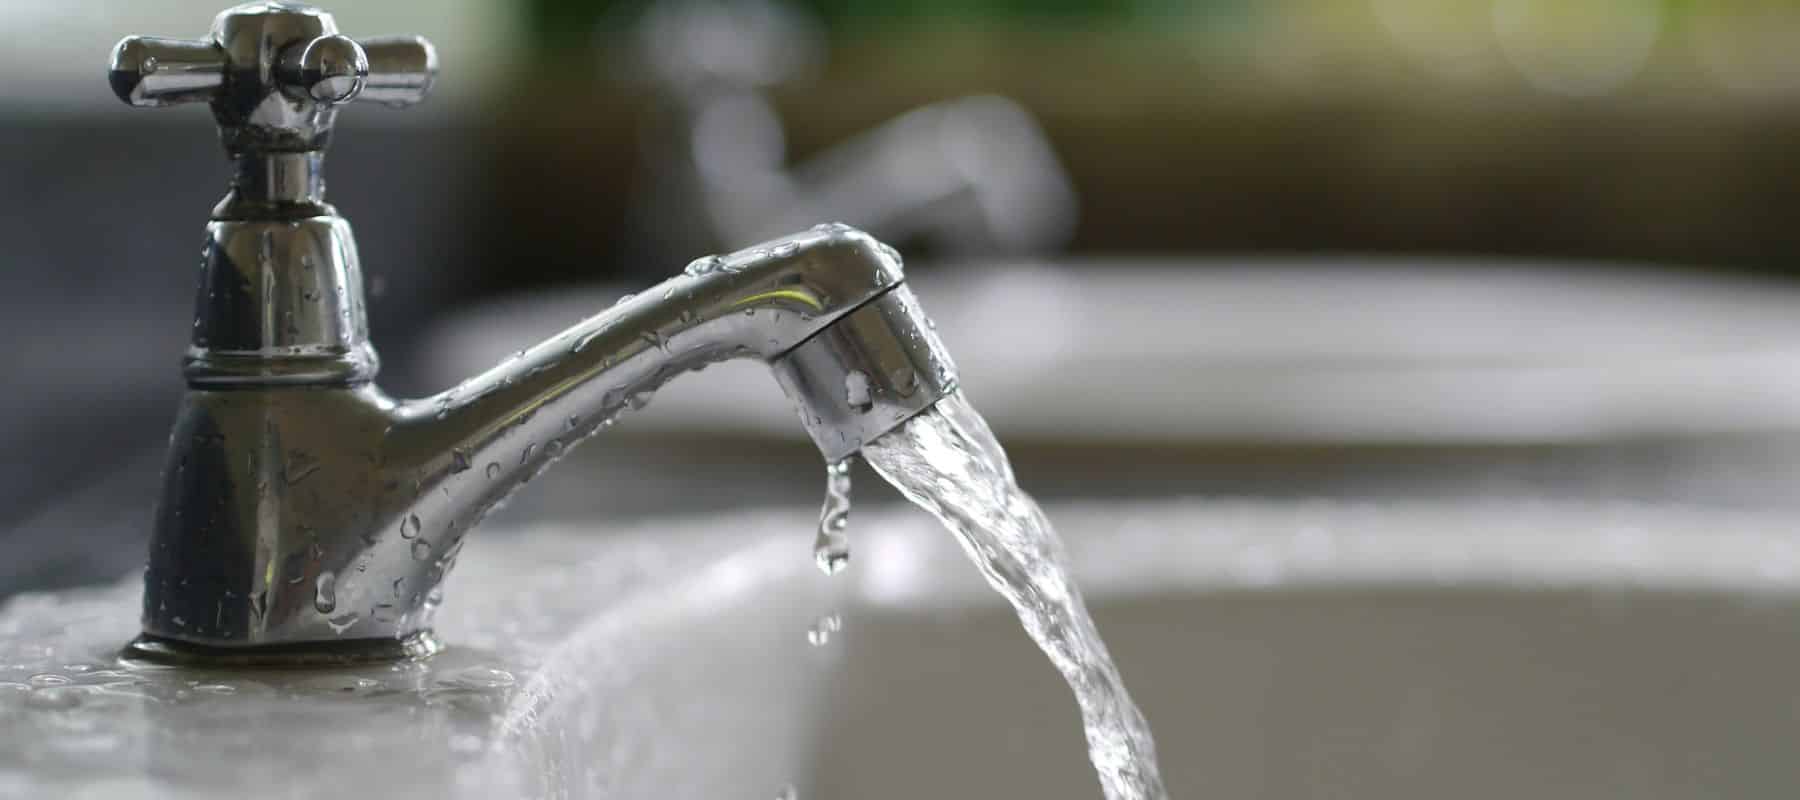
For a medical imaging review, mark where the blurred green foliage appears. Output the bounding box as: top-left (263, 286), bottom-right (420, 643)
top-left (527, 0), bottom-right (1249, 50)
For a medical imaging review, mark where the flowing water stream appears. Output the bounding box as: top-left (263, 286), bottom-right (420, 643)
top-left (852, 391), bottom-right (1169, 800)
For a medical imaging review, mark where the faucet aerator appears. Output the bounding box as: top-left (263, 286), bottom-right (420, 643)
top-left (774, 285), bottom-right (956, 464)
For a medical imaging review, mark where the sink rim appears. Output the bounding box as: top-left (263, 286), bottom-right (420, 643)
top-left (421, 259), bottom-right (1800, 447)
top-left (849, 497), bottom-right (1800, 611)
top-left (3, 497), bottom-right (1793, 799)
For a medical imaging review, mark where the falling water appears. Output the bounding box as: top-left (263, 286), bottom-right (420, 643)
top-left (813, 459), bottom-right (853, 575)
top-left (862, 391), bottom-right (1167, 800)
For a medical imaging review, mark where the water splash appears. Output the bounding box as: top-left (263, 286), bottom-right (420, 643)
top-left (814, 459), bottom-right (853, 575)
top-left (863, 392), bottom-right (1166, 800)
top-left (806, 613), bottom-right (842, 646)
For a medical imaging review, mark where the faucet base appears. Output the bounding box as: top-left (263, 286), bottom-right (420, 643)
top-left (120, 631), bottom-right (444, 668)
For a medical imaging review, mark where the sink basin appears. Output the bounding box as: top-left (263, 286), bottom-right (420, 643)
top-left (820, 501), bottom-right (1800, 799)
top-left (6, 498), bottom-right (1797, 798)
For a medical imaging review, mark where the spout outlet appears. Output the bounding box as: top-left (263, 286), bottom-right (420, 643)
top-left (772, 285), bottom-right (956, 462)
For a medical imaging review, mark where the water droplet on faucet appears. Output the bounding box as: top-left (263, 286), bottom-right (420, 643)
top-left (844, 371), bottom-right (873, 412)
top-left (400, 513), bottom-right (421, 539)
top-left (683, 254), bottom-right (724, 276)
top-left (371, 603), bottom-right (399, 624)
top-left (572, 328), bottom-right (604, 353)
top-left (485, 462), bottom-right (501, 479)
top-left (450, 448), bottom-right (472, 474)
top-left (890, 367), bottom-right (918, 396)
top-left (313, 571), bottom-right (337, 614)
top-left (410, 539), bottom-right (432, 561)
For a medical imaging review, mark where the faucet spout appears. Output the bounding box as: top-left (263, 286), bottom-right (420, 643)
top-left (131, 224), bottom-right (956, 664)
top-left (389, 224), bottom-right (953, 528)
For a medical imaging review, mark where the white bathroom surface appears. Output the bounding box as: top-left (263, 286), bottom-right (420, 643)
top-left (0, 517), bottom-right (837, 799)
top-left (421, 259), bottom-right (1800, 445)
top-left (6, 499), bottom-right (1800, 798)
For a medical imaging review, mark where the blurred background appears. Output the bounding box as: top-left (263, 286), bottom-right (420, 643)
top-left (7, 0), bottom-right (1800, 597)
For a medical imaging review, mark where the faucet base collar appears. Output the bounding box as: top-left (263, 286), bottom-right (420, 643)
top-left (120, 630), bottom-right (443, 668)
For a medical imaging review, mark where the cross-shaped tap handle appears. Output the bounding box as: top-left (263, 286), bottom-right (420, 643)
top-left (108, 3), bottom-right (435, 152)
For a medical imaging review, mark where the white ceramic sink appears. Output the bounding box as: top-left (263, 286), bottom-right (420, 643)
top-left (6, 499), bottom-right (1799, 798)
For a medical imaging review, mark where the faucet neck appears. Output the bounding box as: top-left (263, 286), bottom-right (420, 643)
top-left (214, 151), bottom-right (335, 220)
top-left (184, 212), bottom-right (379, 387)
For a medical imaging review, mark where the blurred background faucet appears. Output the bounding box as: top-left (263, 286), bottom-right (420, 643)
top-left (617, 0), bottom-right (1077, 266)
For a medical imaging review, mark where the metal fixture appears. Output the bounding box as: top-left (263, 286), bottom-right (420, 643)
top-left (108, 2), bottom-right (957, 665)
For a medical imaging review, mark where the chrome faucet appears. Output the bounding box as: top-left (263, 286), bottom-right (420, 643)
top-left (108, 2), bottom-right (956, 665)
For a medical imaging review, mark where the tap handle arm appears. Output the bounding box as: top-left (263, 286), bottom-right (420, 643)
top-left (110, 33), bottom-right (436, 110)
top-left (108, 36), bottom-right (225, 107)
top-left (105, 5), bottom-right (435, 151)
top-left (353, 35), bottom-right (437, 107)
